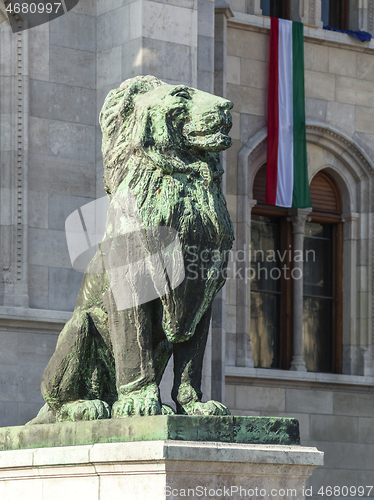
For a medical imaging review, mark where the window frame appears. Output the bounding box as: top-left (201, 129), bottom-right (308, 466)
top-left (306, 212), bottom-right (343, 373)
top-left (251, 167), bottom-right (343, 373)
top-left (251, 204), bottom-right (293, 370)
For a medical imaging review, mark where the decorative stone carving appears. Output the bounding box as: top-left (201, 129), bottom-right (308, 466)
top-left (0, 17), bottom-right (29, 307)
top-left (28, 75), bottom-right (235, 424)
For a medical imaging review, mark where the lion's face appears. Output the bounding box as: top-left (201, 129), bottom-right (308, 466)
top-left (135, 83), bottom-right (233, 154)
top-left (100, 76), bottom-right (234, 194)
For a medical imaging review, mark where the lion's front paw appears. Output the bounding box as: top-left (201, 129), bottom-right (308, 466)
top-left (56, 399), bottom-right (111, 422)
top-left (179, 400), bottom-right (231, 416)
top-left (112, 384), bottom-right (162, 418)
top-left (161, 404), bottom-right (176, 415)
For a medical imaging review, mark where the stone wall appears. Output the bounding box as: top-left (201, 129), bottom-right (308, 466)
top-left (224, 10), bottom-right (374, 493)
top-left (27, 3), bottom-right (97, 311)
top-left (225, 15), bottom-right (374, 375)
top-left (226, 370), bottom-right (374, 494)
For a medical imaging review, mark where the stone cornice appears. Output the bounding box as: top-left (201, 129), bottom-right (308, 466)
top-left (226, 367), bottom-right (374, 392)
top-left (214, 0), bottom-right (234, 19)
top-left (228, 12), bottom-right (374, 54)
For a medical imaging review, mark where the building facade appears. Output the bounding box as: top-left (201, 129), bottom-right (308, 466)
top-left (0, 0), bottom-right (373, 492)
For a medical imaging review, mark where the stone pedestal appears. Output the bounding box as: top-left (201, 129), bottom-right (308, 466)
top-left (0, 440), bottom-right (323, 500)
top-left (0, 416), bottom-right (323, 499)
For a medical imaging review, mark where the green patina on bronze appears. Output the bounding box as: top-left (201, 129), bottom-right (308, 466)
top-left (0, 416), bottom-right (300, 451)
top-left (28, 75), bottom-right (236, 424)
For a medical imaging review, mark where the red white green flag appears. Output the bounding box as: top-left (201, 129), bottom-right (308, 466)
top-left (266, 18), bottom-right (312, 208)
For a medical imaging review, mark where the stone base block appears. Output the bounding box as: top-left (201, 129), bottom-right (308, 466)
top-left (0, 416), bottom-right (301, 451)
top-left (0, 440), bottom-right (323, 500)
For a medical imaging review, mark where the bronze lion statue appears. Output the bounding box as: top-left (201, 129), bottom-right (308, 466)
top-left (29, 75), bottom-right (234, 423)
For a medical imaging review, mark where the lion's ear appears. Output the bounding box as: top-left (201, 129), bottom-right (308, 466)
top-left (120, 80), bottom-right (154, 120)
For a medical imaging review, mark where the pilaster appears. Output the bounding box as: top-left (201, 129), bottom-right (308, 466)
top-left (214, 0), bottom-right (233, 99)
top-left (197, 0), bottom-right (215, 92)
top-left (300, 0), bottom-right (323, 27)
top-left (342, 213), bottom-right (361, 375)
top-left (235, 197), bottom-right (256, 368)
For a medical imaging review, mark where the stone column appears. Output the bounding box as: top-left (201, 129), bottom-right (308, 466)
top-left (288, 208), bottom-right (311, 372)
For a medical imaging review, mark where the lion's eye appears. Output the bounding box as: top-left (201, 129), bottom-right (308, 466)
top-left (173, 90), bottom-right (191, 100)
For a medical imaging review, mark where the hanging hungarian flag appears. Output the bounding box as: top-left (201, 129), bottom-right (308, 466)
top-left (266, 18), bottom-right (312, 208)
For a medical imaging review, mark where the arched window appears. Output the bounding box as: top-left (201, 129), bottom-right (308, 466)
top-left (304, 171), bottom-right (343, 373)
top-left (251, 165), bottom-right (343, 373)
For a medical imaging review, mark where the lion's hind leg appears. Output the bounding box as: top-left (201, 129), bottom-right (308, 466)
top-left (40, 311), bottom-right (114, 422)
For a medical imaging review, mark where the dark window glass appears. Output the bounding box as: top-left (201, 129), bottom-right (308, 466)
top-left (260, 0), bottom-right (290, 20)
top-left (321, 0), bottom-right (349, 29)
top-left (302, 221), bottom-right (334, 372)
top-left (250, 215), bottom-right (282, 368)
top-left (251, 167), bottom-right (342, 373)
top-left (321, 0), bottom-right (330, 25)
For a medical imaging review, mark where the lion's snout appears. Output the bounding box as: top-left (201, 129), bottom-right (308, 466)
top-left (217, 98), bottom-right (233, 111)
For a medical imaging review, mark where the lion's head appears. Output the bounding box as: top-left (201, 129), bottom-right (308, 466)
top-left (99, 75), bottom-right (233, 194)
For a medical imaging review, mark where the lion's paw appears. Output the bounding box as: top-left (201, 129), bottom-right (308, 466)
top-left (56, 399), bottom-right (111, 422)
top-left (179, 400), bottom-right (231, 416)
top-left (112, 385), bottom-right (162, 418)
top-left (161, 404), bottom-right (176, 415)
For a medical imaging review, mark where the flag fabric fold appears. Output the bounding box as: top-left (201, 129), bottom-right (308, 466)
top-left (266, 18), bottom-right (312, 209)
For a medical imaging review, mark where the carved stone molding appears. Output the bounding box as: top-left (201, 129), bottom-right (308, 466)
top-left (369, 0), bottom-right (374, 33)
top-left (0, 18), bottom-right (29, 306)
